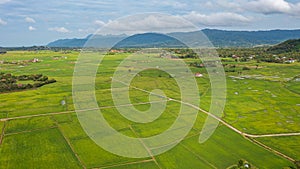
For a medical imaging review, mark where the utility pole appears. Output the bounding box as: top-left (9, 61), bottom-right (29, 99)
top-left (64, 96), bottom-right (68, 111)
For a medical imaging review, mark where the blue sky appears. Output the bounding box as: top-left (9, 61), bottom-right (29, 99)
top-left (0, 0), bottom-right (300, 46)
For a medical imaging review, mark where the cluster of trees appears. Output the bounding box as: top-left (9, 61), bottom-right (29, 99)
top-left (217, 48), bottom-right (266, 58)
top-left (267, 39), bottom-right (300, 54)
top-left (217, 39), bottom-right (300, 63)
top-left (229, 159), bottom-right (300, 169)
top-left (229, 159), bottom-right (254, 169)
top-left (165, 47), bottom-right (299, 64)
top-left (166, 48), bottom-right (198, 58)
top-left (189, 61), bottom-right (204, 68)
top-left (0, 73), bottom-right (56, 92)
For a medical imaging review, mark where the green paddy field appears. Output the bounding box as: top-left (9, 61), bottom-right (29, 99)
top-left (0, 50), bottom-right (299, 168)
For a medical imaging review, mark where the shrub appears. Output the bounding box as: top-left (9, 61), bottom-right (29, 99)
top-left (242, 67), bottom-right (251, 70)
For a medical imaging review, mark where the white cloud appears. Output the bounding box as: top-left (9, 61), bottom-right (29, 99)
top-left (98, 14), bottom-right (196, 35)
top-left (183, 11), bottom-right (251, 26)
top-left (28, 26), bottom-right (36, 31)
top-left (0, 0), bottom-right (11, 4)
top-left (215, 0), bottom-right (300, 16)
top-left (49, 27), bottom-right (70, 33)
top-left (214, 0), bottom-right (245, 12)
top-left (94, 20), bottom-right (106, 26)
top-left (0, 18), bottom-right (7, 25)
top-left (247, 0), bottom-right (292, 14)
top-left (25, 17), bottom-right (36, 23)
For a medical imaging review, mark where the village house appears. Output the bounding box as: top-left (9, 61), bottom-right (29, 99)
top-left (232, 55), bottom-right (240, 59)
top-left (30, 58), bottom-right (39, 63)
top-left (285, 58), bottom-right (296, 63)
top-left (195, 72), bottom-right (203, 77)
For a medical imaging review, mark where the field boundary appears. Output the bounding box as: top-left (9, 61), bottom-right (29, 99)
top-left (0, 81), bottom-right (299, 164)
top-left (116, 80), bottom-right (299, 163)
top-left (0, 121), bottom-right (6, 145)
top-left (180, 143), bottom-right (217, 169)
top-left (53, 117), bottom-right (87, 169)
top-left (96, 159), bottom-right (155, 169)
top-left (0, 95), bottom-right (299, 138)
top-left (247, 137), bottom-right (295, 162)
top-left (129, 125), bottom-right (162, 169)
top-left (4, 126), bottom-right (57, 136)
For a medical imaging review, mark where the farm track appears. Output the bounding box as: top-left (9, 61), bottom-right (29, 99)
top-left (0, 100), bottom-right (166, 122)
top-left (246, 137), bottom-right (296, 162)
top-left (129, 125), bottom-right (162, 169)
top-left (119, 80), bottom-right (300, 139)
top-left (53, 117), bottom-right (87, 169)
top-left (180, 143), bottom-right (218, 169)
top-left (0, 121), bottom-right (7, 145)
top-left (115, 79), bottom-right (299, 162)
top-left (95, 159), bottom-right (155, 169)
top-left (1, 91), bottom-right (299, 139)
top-left (4, 126), bottom-right (57, 136)
top-left (0, 80), bottom-right (299, 164)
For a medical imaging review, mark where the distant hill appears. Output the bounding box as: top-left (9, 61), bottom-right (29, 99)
top-left (47, 38), bottom-right (87, 48)
top-left (47, 34), bottom-right (128, 48)
top-left (267, 39), bottom-right (300, 54)
top-left (113, 33), bottom-right (186, 48)
top-left (201, 29), bottom-right (300, 47)
top-left (47, 29), bottom-right (300, 48)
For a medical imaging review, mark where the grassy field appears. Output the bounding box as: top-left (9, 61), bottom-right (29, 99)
top-left (0, 50), bottom-right (299, 168)
top-left (223, 78), bottom-right (300, 134)
top-left (0, 128), bottom-right (82, 169)
top-left (256, 136), bottom-right (300, 161)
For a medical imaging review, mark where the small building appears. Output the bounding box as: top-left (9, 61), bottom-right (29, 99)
top-left (195, 72), bottom-right (203, 77)
top-left (248, 55), bottom-right (255, 59)
top-left (232, 55), bottom-right (240, 59)
top-left (285, 58), bottom-right (296, 64)
top-left (31, 58), bottom-right (39, 63)
top-left (160, 52), bottom-right (176, 59)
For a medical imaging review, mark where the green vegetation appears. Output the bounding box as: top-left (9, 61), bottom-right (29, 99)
top-left (0, 73), bottom-right (56, 93)
top-left (285, 76), bottom-right (300, 95)
top-left (228, 159), bottom-right (256, 169)
top-left (180, 126), bottom-right (291, 168)
top-left (256, 136), bottom-right (300, 161)
top-left (5, 116), bottom-right (56, 134)
top-left (268, 39), bottom-right (300, 54)
top-left (0, 49), bottom-right (299, 168)
top-left (0, 128), bottom-right (82, 169)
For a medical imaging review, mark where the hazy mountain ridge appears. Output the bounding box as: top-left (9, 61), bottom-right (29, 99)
top-left (47, 29), bottom-right (300, 48)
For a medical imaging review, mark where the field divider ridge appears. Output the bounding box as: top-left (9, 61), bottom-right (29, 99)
top-left (114, 79), bottom-right (299, 163)
top-left (52, 115), bottom-right (87, 169)
top-left (4, 126), bottom-right (57, 136)
top-left (0, 121), bottom-right (7, 145)
top-left (128, 125), bottom-right (162, 169)
top-left (95, 159), bottom-right (155, 169)
top-left (246, 137), bottom-right (295, 162)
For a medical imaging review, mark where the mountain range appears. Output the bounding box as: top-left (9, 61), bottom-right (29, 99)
top-left (47, 29), bottom-right (300, 48)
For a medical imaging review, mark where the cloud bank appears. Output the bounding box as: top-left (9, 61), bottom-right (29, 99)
top-left (25, 17), bottom-right (36, 23)
top-left (183, 11), bottom-right (251, 26)
top-left (49, 27), bottom-right (70, 33)
top-left (0, 18), bottom-right (7, 25)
